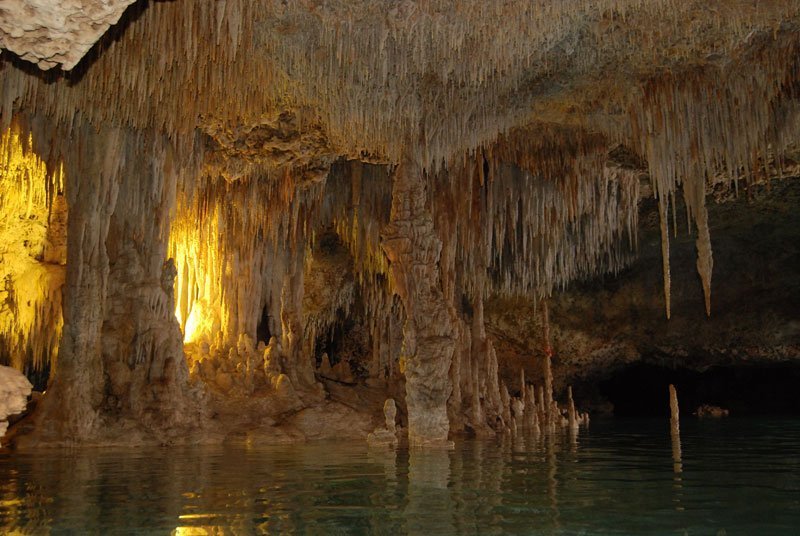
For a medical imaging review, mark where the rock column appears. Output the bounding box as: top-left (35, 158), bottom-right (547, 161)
top-left (32, 122), bottom-right (123, 442)
top-left (381, 156), bottom-right (455, 446)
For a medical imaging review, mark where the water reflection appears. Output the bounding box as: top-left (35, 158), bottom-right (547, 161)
top-left (2, 420), bottom-right (800, 534)
top-left (406, 448), bottom-right (453, 535)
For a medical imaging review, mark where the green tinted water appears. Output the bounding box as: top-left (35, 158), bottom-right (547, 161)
top-left (2, 418), bottom-right (799, 534)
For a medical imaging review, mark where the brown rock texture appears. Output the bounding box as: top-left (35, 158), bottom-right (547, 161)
top-left (0, 0), bottom-right (137, 70)
top-left (382, 156), bottom-right (456, 446)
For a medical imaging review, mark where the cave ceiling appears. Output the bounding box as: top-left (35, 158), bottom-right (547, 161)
top-left (2, 0), bottom-right (798, 171)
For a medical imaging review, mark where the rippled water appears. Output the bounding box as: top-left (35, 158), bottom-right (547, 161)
top-left (2, 418), bottom-right (800, 534)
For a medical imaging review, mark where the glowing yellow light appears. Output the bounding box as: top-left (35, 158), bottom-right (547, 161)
top-left (172, 526), bottom-right (219, 535)
top-left (169, 202), bottom-right (219, 345)
top-left (0, 127), bottom-right (65, 372)
top-left (182, 304), bottom-right (203, 344)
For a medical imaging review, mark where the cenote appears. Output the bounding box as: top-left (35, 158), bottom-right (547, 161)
top-left (2, 1), bottom-right (800, 534)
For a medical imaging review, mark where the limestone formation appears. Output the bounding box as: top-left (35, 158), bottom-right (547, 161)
top-left (669, 384), bottom-right (682, 473)
top-left (382, 156), bottom-right (456, 446)
top-left (0, 0), bottom-right (138, 70)
top-left (669, 384), bottom-right (680, 437)
top-left (0, 365), bottom-right (31, 440)
top-left (367, 398), bottom-right (399, 446)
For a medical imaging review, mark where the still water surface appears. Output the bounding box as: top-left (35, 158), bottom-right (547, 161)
top-left (1, 418), bottom-right (799, 534)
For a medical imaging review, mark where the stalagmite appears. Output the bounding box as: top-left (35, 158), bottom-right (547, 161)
top-left (567, 386), bottom-right (577, 432)
top-left (367, 398), bottom-right (399, 446)
top-left (669, 384), bottom-right (682, 473)
top-left (542, 300), bottom-right (556, 427)
top-left (500, 383), bottom-right (512, 432)
top-left (511, 396), bottom-right (525, 432)
top-left (669, 384), bottom-right (680, 434)
top-left (525, 385), bottom-right (539, 436)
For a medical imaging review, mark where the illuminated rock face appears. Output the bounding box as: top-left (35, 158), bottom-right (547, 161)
top-left (0, 0), bottom-right (137, 70)
top-left (6, 122), bottom-right (206, 447)
top-left (0, 128), bottom-right (65, 373)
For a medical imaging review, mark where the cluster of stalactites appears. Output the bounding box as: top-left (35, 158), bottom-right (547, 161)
top-left (0, 126), bottom-right (66, 372)
top-left (433, 126), bottom-right (641, 304)
top-left (631, 28), bottom-right (800, 318)
top-left (170, 170), bottom-right (323, 348)
top-left (4, 1), bottom-right (798, 173)
top-left (313, 161), bottom-right (406, 380)
top-left (319, 162), bottom-right (393, 284)
top-left (313, 129), bottom-right (641, 319)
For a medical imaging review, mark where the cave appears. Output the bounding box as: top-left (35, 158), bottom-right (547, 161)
top-left (0, 0), bottom-right (799, 533)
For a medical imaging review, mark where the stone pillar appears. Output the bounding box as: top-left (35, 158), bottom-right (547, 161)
top-left (381, 156), bottom-right (455, 446)
top-left (23, 119), bottom-right (202, 445)
top-left (32, 122), bottom-right (123, 442)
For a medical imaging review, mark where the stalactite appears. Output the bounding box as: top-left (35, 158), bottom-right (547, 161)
top-left (3, 0), bottom-right (797, 172)
top-left (170, 168), bottom-right (324, 349)
top-left (0, 125), bottom-right (65, 374)
top-left (658, 196), bottom-right (671, 320)
top-left (694, 199), bottom-right (713, 317)
top-left (632, 27), bottom-right (800, 317)
top-left (424, 125), bottom-right (642, 306)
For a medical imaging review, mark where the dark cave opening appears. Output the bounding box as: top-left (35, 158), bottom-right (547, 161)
top-left (599, 361), bottom-right (800, 417)
top-left (312, 308), bottom-right (370, 381)
top-left (314, 311), bottom-right (353, 368)
top-left (255, 305), bottom-right (272, 345)
top-left (23, 363), bottom-right (50, 393)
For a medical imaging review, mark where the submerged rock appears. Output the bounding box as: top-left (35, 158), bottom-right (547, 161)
top-left (695, 405), bottom-right (730, 418)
